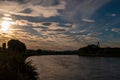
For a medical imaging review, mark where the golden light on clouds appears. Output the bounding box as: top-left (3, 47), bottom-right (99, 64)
top-left (0, 14), bottom-right (15, 34)
top-left (1, 21), bottom-right (10, 32)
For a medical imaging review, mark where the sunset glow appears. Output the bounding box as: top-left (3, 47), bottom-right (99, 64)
top-left (0, 0), bottom-right (119, 50)
top-left (1, 21), bottom-right (10, 32)
top-left (0, 14), bottom-right (15, 34)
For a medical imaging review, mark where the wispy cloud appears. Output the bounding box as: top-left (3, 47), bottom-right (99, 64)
top-left (111, 14), bottom-right (116, 17)
top-left (0, 0), bottom-right (66, 18)
top-left (60, 0), bottom-right (111, 21)
top-left (15, 20), bottom-right (42, 26)
top-left (111, 28), bottom-right (120, 33)
top-left (81, 19), bottom-right (95, 23)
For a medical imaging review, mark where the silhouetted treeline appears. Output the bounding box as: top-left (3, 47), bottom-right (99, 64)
top-left (79, 44), bottom-right (120, 57)
top-left (25, 44), bottom-right (120, 57)
top-left (26, 49), bottom-right (79, 56)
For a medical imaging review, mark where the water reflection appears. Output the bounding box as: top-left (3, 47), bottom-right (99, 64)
top-left (30, 56), bottom-right (120, 80)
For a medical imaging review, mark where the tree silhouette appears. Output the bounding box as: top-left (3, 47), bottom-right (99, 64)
top-left (0, 39), bottom-right (38, 80)
top-left (2, 43), bottom-right (6, 50)
top-left (8, 39), bottom-right (26, 53)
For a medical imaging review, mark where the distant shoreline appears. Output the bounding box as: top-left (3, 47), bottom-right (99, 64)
top-left (25, 48), bottom-right (120, 57)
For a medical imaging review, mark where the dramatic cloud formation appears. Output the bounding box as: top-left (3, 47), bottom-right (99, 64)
top-left (0, 0), bottom-right (120, 50)
top-left (0, 0), bottom-right (66, 18)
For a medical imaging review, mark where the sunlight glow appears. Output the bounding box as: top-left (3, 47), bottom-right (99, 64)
top-left (0, 14), bottom-right (15, 34)
top-left (1, 21), bottom-right (10, 32)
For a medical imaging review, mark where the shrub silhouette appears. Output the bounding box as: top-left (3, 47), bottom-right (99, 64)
top-left (0, 39), bottom-right (38, 80)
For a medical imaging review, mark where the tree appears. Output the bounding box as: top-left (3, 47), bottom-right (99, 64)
top-left (0, 39), bottom-right (38, 80)
top-left (8, 39), bottom-right (26, 53)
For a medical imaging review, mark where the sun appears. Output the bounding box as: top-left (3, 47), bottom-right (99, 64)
top-left (1, 20), bottom-right (11, 33)
top-left (0, 14), bottom-right (15, 33)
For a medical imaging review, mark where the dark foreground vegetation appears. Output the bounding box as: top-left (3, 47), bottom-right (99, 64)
top-left (0, 39), bottom-right (38, 80)
top-left (1, 39), bottom-right (119, 79)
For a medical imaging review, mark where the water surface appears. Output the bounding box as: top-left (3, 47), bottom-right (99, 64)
top-left (29, 55), bottom-right (120, 80)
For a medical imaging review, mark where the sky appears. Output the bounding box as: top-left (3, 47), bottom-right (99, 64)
top-left (0, 0), bottom-right (120, 50)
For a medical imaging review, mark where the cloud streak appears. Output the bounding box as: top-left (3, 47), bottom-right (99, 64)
top-left (81, 19), bottom-right (95, 23)
top-left (111, 28), bottom-right (120, 33)
top-left (60, 0), bottom-right (111, 21)
top-left (0, 0), bottom-right (66, 18)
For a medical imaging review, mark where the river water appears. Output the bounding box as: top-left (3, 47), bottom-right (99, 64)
top-left (29, 55), bottom-right (120, 80)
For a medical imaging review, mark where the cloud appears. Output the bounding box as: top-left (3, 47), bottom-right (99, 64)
top-left (82, 35), bottom-right (99, 42)
top-left (13, 30), bottom-right (79, 50)
top-left (60, 0), bottom-right (111, 21)
top-left (111, 28), bottom-right (120, 33)
top-left (81, 19), bottom-right (95, 23)
top-left (42, 22), bottom-right (52, 26)
top-left (32, 22), bottom-right (70, 33)
top-left (0, 0), bottom-right (111, 19)
top-left (0, 0), bottom-right (66, 18)
top-left (16, 20), bottom-right (51, 27)
top-left (79, 30), bottom-right (86, 33)
top-left (111, 14), bottom-right (116, 17)
top-left (15, 20), bottom-right (42, 27)
top-left (15, 20), bottom-right (71, 31)
top-left (0, 0), bottom-right (119, 50)
top-left (42, 29), bottom-right (66, 32)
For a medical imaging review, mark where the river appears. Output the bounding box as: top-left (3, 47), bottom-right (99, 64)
top-left (29, 55), bottom-right (120, 80)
